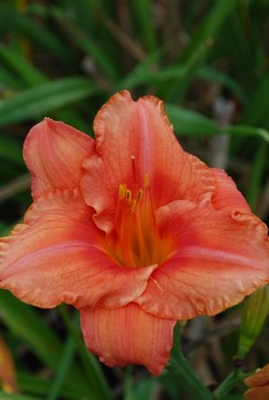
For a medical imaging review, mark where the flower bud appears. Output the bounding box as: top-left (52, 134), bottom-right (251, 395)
top-left (238, 285), bottom-right (269, 359)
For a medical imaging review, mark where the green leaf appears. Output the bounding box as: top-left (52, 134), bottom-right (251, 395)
top-left (0, 135), bottom-right (24, 166)
top-left (0, 5), bottom-right (70, 67)
top-left (61, 22), bottom-right (119, 82)
top-left (0, 291), bottom-right (90, 396)
top-left (58, 305), bottom-right (113, 400)
top-left (228, 125), bottom-right (269, 142)
top-left (46, 335), bottom-right (76, 400)
top-left (0, 77), bottom-right (100, 126)
top-left (0, 393), bottom-right (41, 400)
top-left (180, 0), bottom-right (238, 62)
top-left (0, 44), bottom-right (46, 86)
top-left (17, 371), bottom-right (87, 399)
top-left (166, 104), bottom-right (221, 136)
top-left (132, 0), bottom-right (157, 53)
top-left (247, 143), bottom-right (268, 210)
top-left (240, 73), bottom-right (269, 127)
top-left (197, 66), bottom-right (245, 102)
top-left (166, 104), bottom-right (269, 142)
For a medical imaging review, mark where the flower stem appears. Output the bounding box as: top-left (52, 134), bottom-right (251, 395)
top-left (213, 368), bottom-right (250, 399)
top-left (166, 323), bottom-right (214, 400)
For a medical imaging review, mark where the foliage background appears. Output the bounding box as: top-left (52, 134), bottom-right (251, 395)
top-left (0, 0), bottom-right (268, 399)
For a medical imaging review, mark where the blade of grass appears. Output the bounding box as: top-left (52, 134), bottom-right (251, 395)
top-left (0, 67), bottom-right (26, 91)
top-left (58, 305), bottom-right (113, 400)
top-left (240, 73), bottom-right (269, 127)
top-left (197, 66), bottom-right (245, 102)
top-left (131, 0), bottom-right (157, 53)
top-left (180, 0), bottom-right (238, 62)
top-left (246, 142), bottom-right (268, 212)
top-left (0, 76), bottom-right (100, 126)
top-left (18, 371), bottom-right (92, 400)
top-left (167, 0), bottom-right (238, 100)
top-left (117, 41), bottom-right (209, 97)
top-left (0, 5), bottom-right (71, 68)
top-left (54, 15), bottom-right (119, 83)
top-left (46, 335), bottom-right (76, 400)
top-left (0, 393), bottom-right (41, 400)
top-left (228, 125), bottom-right (269, 143)
top-left (166, 104), bottom-right (269, 142)
top-left (0, 291), bottom-right (91, 396)
top-left (166, 104), bottom-right (221, 136)
top-left (226, 11), bottom-right (254, 91)
top-left (0, 44), bottom-right (46, 86)
top-left (0, 135), bottom-right (24, 166)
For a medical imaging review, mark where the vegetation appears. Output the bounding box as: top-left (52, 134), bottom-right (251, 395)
top-left (0, 1), bottom-right (268, 399)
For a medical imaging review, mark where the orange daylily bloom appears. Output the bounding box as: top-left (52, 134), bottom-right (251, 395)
top-left (244, 364), bottom-right (269, 400)
top-left (0, 91), bottom-right (268, 375)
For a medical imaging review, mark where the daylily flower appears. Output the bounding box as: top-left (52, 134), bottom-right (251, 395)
top-left (0, 91), bottom-right (268, 375)
top-left (244, 364), bottom-right (269, 400)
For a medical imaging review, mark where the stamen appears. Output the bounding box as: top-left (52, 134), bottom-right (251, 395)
top-left (113, 173), bottom-right (173, 268)
top-left (118, 184), bottom-right (126, 200)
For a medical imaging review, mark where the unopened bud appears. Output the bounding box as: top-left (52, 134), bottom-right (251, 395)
top-left (238, 286), bottom-right (269, 359)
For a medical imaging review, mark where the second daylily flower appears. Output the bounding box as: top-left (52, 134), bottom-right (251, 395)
top-left (1, 91), bottom-right (268, 375)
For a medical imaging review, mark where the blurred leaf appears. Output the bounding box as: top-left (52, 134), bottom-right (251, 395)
top-left (0, 5), bottom-right (71, 67)
top-left (167, 0), bottom-right (238, 101)
top-left (46, 335), bottom-right (76, 400)
top-left (0, 44), bottom-right (46, 86)
top-left (0, 77), bottom-right (100, 126)
top-left (166, 104), bottom-right (269, 142)
top-left (247, 143), bottom-right (268, 210)
top-left (58, 21), bottom-right (119, 83)
top-left (17, 371), bottom-right (86, 399)
top-left (180, 0), bottom-right (238, 61)
top-left (166, 104), bottom-right (221, 136)
top-left (0, 291), bottom-right (90, 396)
top-left (131, 379), bottom-right (156, 400)
top-left (58, 306), bottom-right (113, 400)
top-left (240, 73), bottom-right (269, 127)
top-left (132, 0), bottom-right (157, 53)
top-left (226, 11), bottom-right (254, 89)
top-left (228, 125), bottom-right (269, 142)
top-left (0, 67), bottom-right (26, 91)
top-left (0, 135), bottom-right (24, 166)
top-left (0, 393), bottom-right (41, 400)
top-left (118, 43), bottom-right (209, 97)
top-left (197, 66), bottom-right (245, 102)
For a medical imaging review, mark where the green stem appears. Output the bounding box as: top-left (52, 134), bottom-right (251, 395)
top-left (166, 323), bottom-right (214, 400)
top-left (213, 368), bottom-right (250, 399)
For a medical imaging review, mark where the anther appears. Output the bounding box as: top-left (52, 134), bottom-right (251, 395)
top-left (119, 184), bottom-right (126, 200)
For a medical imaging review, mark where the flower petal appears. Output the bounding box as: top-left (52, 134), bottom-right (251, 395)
top-left (244, 364), bottom-right (269, 400)
top-left (24, 118), bottom-right (94, 199)
top-left (0, 190), bottom-right (156, 309)
top-left (211, 168), bottom-right (251, 212)
top-left (137, 201), bottom-right (269, 319)
top-left (245, 364), bottom-right (269, 388)
top-left (244, 386), bottom-right (269, 400)
top-left (80, 303), bottom-right (176, 376)
top-left (82, 90), bottom-right (214, 232)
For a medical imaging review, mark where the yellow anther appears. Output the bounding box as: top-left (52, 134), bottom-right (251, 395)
top-left (144, 172), bottom-right (150, 188)
top-left (119, 184), bottom-right (127, 200)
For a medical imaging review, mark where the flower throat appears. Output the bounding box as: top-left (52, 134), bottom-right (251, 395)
top-left (113, 159), bottom-right (171, 268)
